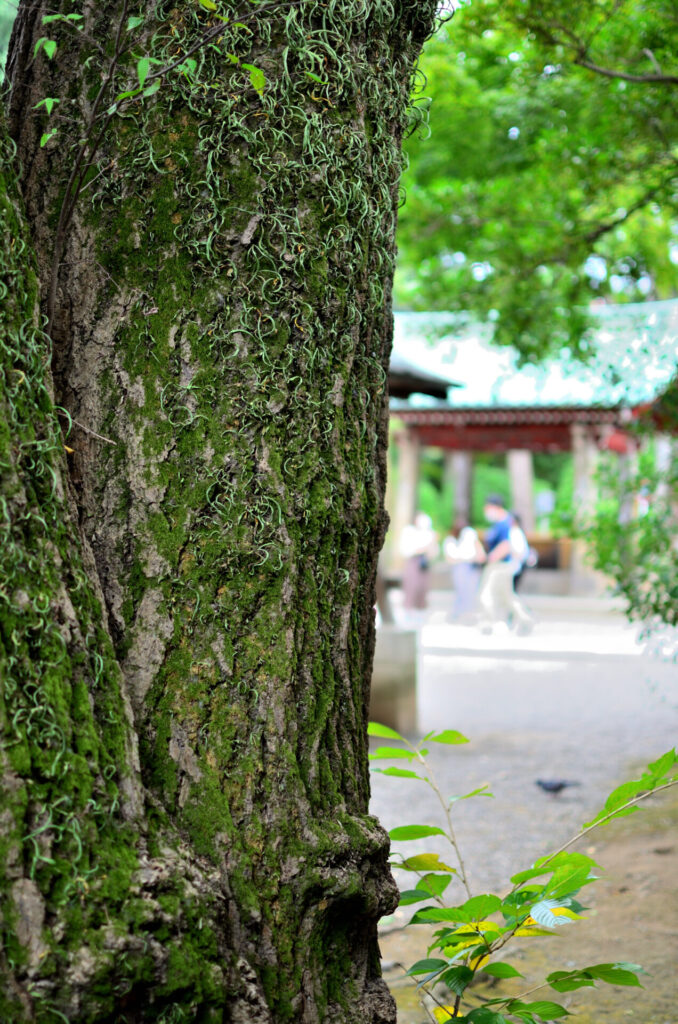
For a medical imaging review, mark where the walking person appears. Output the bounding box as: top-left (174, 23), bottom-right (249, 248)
top-left (443, 518), bottom-right (485, 621)
top-left (478, 495), bottom-right (534, 634)
top-left (399, 512), bottom-right (439, 613)
top-left (509, 512), bottom-right (536, 591)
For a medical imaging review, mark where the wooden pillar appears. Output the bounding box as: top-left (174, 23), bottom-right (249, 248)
top-left (571, 424), bottom-right (598, 512)
top-left (507, 449), bottom-right (535, 533)
top-left (444, 450), bottom-right (473, 526)
top-left (388, 428), bottom-right (421, 569)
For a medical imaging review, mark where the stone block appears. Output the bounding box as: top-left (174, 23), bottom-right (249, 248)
top-left (369, 626), bottom-right (418, 735)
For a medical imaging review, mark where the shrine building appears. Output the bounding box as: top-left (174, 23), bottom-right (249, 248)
top-left (386, 300), bottom-right (678, 592)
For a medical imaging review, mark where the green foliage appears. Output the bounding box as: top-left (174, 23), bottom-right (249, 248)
top-left (396, 0), bottom-right (678, 359)
top-left (0, 4), bottom-right (13, 70)
top-left (586, 426), bottom-right (678, 626)
top-left (470, 462), bottom-right (509, 528)
top-left (413, 448), bottom-right (570, 536)
top-left (370, 721), bottom-right (678, 1021)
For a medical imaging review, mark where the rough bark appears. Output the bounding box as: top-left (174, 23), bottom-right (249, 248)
top-left (2, 1), bottom-right (438, 1019)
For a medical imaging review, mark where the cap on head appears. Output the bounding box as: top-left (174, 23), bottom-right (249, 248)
top-left (484, 494), bottom-right (507, 510)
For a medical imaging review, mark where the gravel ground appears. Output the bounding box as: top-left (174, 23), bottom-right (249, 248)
top-left (369, 592), bottom-right (678, 1022)
top-left (370, 590), bottom-right (678, 901)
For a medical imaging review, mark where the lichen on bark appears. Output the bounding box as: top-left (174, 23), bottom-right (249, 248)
top-left (2, 1), bottom-right (440, 1019)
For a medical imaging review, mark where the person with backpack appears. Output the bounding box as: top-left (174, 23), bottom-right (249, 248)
top-left (509, 512), bottom-right (537, 591)
top-left (477, 495), bottom-right (534, 634)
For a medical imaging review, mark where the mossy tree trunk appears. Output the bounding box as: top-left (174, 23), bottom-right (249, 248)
top-left (2, 1), bottom-right (437, 1019)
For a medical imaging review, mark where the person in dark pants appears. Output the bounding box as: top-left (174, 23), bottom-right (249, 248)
top-left (509, 512), bottom-right (531, 591)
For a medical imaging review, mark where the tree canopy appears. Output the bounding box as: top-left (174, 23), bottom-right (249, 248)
top-left (395, 0), bottom-right (678, 360)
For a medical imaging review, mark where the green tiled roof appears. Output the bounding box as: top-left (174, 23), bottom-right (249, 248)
top-left (393, 300), bottom-right (678, 409)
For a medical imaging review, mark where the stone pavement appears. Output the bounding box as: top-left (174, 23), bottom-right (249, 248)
top-left (370, 591), bottom-right (678, 896)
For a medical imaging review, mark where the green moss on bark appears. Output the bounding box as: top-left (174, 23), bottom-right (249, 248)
top-left (4, 0), bottom-right (440, 1018)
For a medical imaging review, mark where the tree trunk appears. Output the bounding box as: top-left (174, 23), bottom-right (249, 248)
top-left (2, 1), bottom-right (438, 1020)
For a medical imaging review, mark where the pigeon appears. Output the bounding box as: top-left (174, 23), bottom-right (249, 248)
top-left (535, 779), bottom-right (581, 794)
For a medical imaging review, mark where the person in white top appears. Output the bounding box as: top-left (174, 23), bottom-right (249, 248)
top-left (399, 512), bottom-right (439, 610)
top-left (443, 518), bottom-right (485, 620)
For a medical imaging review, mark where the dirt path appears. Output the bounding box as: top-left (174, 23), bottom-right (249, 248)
top-left (370, 595), bottom-right (678, 1022)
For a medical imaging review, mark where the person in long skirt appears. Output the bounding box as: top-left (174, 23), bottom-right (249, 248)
top-left (399, 512), bottom-right (438, 610)
top-left (443, 518), bottom-right (485, 621)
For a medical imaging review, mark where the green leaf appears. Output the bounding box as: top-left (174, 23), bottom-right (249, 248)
top-left (127, 15), bottom-right (144, 30)
top-left (34, 37), bottom-right (57, 59)
top-left (510, 866), bottom-right (551, 885)
top-left (373, 766), bottom-right (424, 780)
top-left (369, 746), bottom-right (415, 761)
top-left (461, 894), bottom-right (502, 919)
top-left (440, 964), bottom-right (474, 996)
top-left (534, 851), bottom-right (599, 871)
top-left (137, 57), bottom-right (151, 89)
top-left (588, 963), bottom-right (643, 987)
top-left (605, 779), bottom-right (646, 811)
top-left (547, 970), bottom-right (596, 993)
top-left (646, 748), bottom-right (677, 783)
top-left (389, 824), bottom-right (446, 841)
top-left (114, 88), bottom-right (142, 103)
top-left (508, 1001), bottom-right (570, 1019)
top-left (466, 1009), bottom-right (509, 1023)
top-left (399, 888), bottom-right (436, 906)
top-left (406, 957), bottom-right (448, 976)
top-left (143, 81), bottom-right (161, 98)
top-left (547, 864), bottom-right (596, 899)
top-left (241, 62), bottom-right (266, 97)
top-left (584, 805), bottom-right (639, 828)
top-left (399, 852), bottom-right (456, 873)
top-left (42, 12), bottom-right (82, 22)
top-left (482, 962), bottom-right (524, 979)
top-left (40, 129), bottom-right (57, 147)
top-left (34, 97), bottom-right (60, 116)
top-left (450, 784), bottom-right (494, 802)
top-left (430, 730), bottom-right (469, 745)
top-left (410, 906), bottom-right (472, 924)
top-left (515, 851), bottom-right (599, 886)
top-left (368, 722), bottom-right (405, 741)
top-left (199, 0), bottom-right (218, 9)
top-left (417, 872), bottom-right (452, 897)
